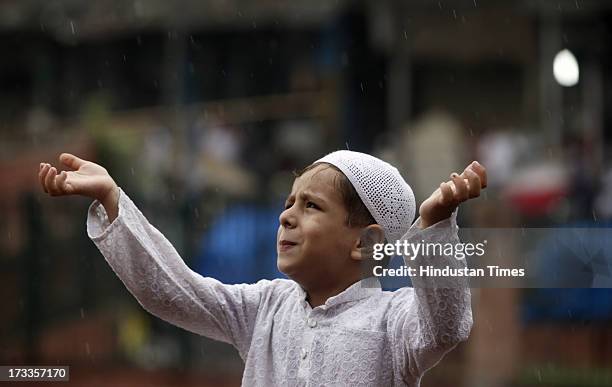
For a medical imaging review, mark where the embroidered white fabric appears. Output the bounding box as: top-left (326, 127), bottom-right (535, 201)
top-left (315, 150), bottom-right (416, 244)
top-left (87, 188), bottom-right (472, 387)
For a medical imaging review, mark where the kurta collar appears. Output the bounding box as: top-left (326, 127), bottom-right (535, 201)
top-left (297, 276), bottom-right (382, 310)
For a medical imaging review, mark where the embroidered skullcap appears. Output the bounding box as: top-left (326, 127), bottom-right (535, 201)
top-left (315, 150), bottom-right (416, 243)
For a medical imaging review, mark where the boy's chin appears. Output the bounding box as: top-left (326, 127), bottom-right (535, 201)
top-left (276, 256), bottom-right (290, 275)
top-left (276, 255), bottom-right (299, 277)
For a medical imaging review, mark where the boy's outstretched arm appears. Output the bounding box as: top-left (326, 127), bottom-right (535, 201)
top-left (38, 154), bottom-right (272, 358)
top-left (390, 161), bottom-right (486, 381)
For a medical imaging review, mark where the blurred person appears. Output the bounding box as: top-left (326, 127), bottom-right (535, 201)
top-left (476, 129), bottom-right (529, 191)
top-left (38, 151), bottom-right (486, 386)
top-left (193, 202), bottom-right (281, 284)
top-left (198, 118), bottom-right (242, 165)
top-left (595, 167), bottom-right (612, 220)
top-left (401, 110), bottom-right (467, 202)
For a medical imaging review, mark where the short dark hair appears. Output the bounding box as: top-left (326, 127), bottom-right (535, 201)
top-left (293, 162), bottom-right (376, 228)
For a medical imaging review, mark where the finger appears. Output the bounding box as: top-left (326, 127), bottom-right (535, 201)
top-left (45, 167), bottom-right (59, 195)
top-left (56, 171), bottom-right (69, 194)
top-left (468, 161), bottom-right (487, 188)
top-left (60, 153), bottom-right (86, 171)
top-left (39, 163), bottom-right (51, 193)
top-left (451, 173), bottom-right (469, 202)
top-left (462, 169), bottom-right (481, 198)
top-left (439, 182), bottom-right (454, 206)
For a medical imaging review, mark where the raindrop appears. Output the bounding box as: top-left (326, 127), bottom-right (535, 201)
top-left (403, 30), bottom-right (408, 40)
top-left (70, 21), bottom-right (75, 35)
top-left (131, 167), bottom-right (135, 176)
top-left (360, 82), bottom-right (364, 92)
top-left (592, 210), bottom-right (597, 221)
top-left (194, 208), bottom-right (200, 219)
top-left (473, 0), bottom-right (478, 7)
top-left (80, 307), bottom-right (85, 319)
top-left (452, 9), bottom-right (457, 19)
top-left (469, 128), bottom-right (473, 136)
top-left (438, 1), bottom-right (443, 10)
top-left (85, 342), bottom-right (91, 356)
top-left (123, 54), bottom-right (127, 63)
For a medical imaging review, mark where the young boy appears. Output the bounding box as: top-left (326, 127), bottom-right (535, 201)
top-left (39, 150), bottom-right (486, 386)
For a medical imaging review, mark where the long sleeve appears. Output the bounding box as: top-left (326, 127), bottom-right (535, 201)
top-left (86, 188), bottom-right (276, 358)
top-left (389, 209), bottom-right (473, 382)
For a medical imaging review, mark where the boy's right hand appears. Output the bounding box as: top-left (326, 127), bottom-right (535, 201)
top-left (39, 153), bottom-right (119, 221)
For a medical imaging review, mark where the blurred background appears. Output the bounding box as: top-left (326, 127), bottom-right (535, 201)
top-left (1, 0), bottom-right (612, 386)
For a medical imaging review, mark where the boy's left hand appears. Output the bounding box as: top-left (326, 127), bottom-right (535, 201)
top-left (418, 161), bottom-right (487, 229)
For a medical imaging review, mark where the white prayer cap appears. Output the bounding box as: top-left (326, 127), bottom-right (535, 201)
top-left (315, 150), bottom-right (416, 243)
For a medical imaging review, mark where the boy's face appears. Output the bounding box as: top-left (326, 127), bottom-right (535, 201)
top-left (277, 164), bottom-right (361, 286)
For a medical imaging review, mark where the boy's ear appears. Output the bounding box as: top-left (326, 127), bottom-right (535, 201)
top-left (350, 224), bottom-right (385, 261)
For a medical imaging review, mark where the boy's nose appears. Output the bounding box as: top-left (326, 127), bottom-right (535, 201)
top-left (279, 208), bottom-right (296, 229)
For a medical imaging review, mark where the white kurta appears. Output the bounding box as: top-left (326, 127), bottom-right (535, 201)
top-left (87, 188), bottom-right (472, 386)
